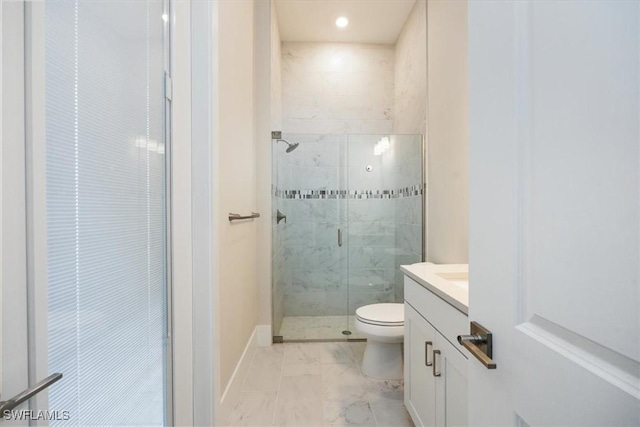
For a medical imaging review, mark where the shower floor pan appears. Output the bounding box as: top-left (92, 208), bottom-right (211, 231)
top-left (278, 315), bottom-right (366, 341)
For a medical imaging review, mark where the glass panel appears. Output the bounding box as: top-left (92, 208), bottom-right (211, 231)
top-left (45, 1), bottom-right (168, 425)
top-left (391, 135), bottom-right (425, 300)
top-left (275, 134), bottom-right (349, 340)
top-left (346, 135), bottom-right (423, 326)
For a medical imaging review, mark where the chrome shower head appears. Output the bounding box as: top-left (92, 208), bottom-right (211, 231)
top-left (278, 139), bottom-right (299, 153)
top-left (285, 142), bottom-right (299, 153)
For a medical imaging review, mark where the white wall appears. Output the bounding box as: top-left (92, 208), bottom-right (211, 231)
top-left (171, 2), bottom-right (195, 424)
top-left (281, 42), bottom-right (395, 134)
top-left (426, 0), bottom-right (469, 263)
top-left (393, 0), bottom-right (470, 263)
top-left (215, 0), bottom-right (259, 397)
top-left (254, 0), bottom-right (273, 332)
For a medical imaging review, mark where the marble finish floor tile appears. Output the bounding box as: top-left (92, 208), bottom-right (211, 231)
top-left (242, 346), bottom-right (285, 392)
top-left (365, 378), bottom-right (405, 406)
top-left (317, 342), bottom-right (359, 365)
top-left (227, 391), bottom-right (278, 426)
top-left (275, 375), bottom-right (325, 426)
top-left (279, 315), bottom-right (366, 340)
top-left (323, 400), bottom-right (376, 426)
top-left (283, 343), bottom-right (322, 365)
top-left (227, 341), bottom-right (414, 427)
top-left (371, 403), bottom-right (414, 427)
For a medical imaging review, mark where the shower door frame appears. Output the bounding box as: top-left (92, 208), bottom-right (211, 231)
top-left (272, 134), bottom-right (426, 343)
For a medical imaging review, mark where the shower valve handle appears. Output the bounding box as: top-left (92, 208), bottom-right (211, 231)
top-left (276, 209), bottom-right (287, 224)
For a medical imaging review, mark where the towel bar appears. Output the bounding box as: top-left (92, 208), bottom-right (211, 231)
top-left (228, 212), bottom-right (260, 222)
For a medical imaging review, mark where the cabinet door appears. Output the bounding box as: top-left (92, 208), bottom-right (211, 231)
top-left (434, 332), bottom-right (468, 427)
top-left (405, 303), bottom-right (437, 427)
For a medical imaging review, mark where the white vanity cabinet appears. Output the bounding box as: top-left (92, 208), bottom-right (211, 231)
top-left (404, 275), bottom-right (469, 427)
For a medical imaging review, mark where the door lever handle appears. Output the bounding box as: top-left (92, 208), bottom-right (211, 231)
top-left (458, 321), bottom-right (497, 369)
top-left (338, 228), bottom-right (342, 247)
top-left (0, 373), bottom-right (63, 412)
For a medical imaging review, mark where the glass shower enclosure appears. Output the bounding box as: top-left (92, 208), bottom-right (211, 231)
top-left (272, 133), bottom-right (424, 341)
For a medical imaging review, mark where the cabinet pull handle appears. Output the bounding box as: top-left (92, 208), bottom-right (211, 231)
top-left (425, 341), bottom-right (433, 366)
top-left (432, 349), bottom-right (441, 377)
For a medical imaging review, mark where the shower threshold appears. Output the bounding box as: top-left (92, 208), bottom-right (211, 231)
top-left (278, 315), bottom-right (366, 341)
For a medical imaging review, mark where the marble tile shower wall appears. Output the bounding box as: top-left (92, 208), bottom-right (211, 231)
top-left (281, 43), bottom-right (395, 135)
top-left (276, 134), bottom-right (423, 318)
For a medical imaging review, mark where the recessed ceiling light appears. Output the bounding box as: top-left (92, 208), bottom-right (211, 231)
top-left (335, 16), bottom-right (349, 28)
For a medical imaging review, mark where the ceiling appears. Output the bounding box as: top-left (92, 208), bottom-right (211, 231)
top-left (275, 0), bottom-right (417, 45)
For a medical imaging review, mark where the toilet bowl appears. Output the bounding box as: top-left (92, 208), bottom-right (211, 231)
top-left (354, 303), bottom-right (404, 380)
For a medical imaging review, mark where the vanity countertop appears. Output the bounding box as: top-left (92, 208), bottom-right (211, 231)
top-left (400, 262), bottom-right (469, 314)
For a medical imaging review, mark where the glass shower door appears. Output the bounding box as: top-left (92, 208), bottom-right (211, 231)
top-left (274, 133), bottom-right (349, 340)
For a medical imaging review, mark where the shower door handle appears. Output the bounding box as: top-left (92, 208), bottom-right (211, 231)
top-left (338, 228), bottom-right (342, 247)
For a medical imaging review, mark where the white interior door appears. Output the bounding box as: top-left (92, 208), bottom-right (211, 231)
top-left (468, 1), bottom-right (639, 425)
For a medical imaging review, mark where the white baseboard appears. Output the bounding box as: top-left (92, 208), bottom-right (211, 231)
top-left (256, 324), bottom-right (272, 347)
top-left (217, 327), bottom-right (258, 425)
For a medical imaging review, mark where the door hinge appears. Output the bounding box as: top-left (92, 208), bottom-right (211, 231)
top-left (164, 73), bottom-right (173, 101)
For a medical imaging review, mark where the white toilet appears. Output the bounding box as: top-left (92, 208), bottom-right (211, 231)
top-left (354, 303), bottom-right (405, 379)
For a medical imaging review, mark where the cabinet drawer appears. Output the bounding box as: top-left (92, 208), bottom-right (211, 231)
top-left (404, 276), bottom-right (468, 357)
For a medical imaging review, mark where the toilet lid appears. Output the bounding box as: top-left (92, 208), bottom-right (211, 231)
top-left (355, 303), bottom-right (404, 326)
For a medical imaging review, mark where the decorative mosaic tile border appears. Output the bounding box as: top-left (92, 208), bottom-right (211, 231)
top-left (272, 184), bottom-right (424, 199)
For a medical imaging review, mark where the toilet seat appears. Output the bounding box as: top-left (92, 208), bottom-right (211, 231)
top-left (355, 303), bottom-right (404, 327)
